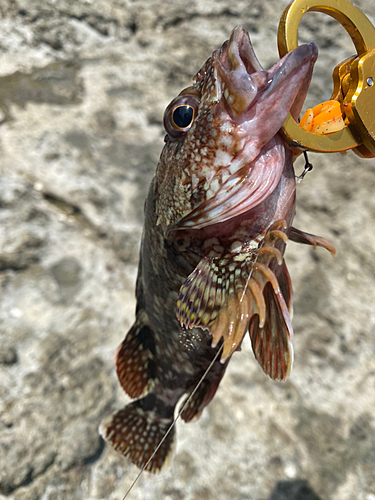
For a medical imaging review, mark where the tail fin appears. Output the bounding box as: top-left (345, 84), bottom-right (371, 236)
top-left (100, 393), bottom-right (175, 473)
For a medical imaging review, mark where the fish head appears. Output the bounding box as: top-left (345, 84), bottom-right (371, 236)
top-left (155, 26), bottom-right (317, 233)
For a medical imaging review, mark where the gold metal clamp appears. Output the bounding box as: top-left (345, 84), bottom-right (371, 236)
top-left (278, 0), bottom-right (375, 158)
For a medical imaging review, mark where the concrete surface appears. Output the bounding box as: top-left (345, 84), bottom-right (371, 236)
top-left (0, 1), bottom-right (375, 499)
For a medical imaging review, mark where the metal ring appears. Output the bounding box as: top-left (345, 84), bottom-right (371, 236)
top-left (278, 0), bottom-right (375, 153)
top-left (278, 0), bottom-right (375, 58)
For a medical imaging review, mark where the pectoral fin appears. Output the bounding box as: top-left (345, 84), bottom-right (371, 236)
top-left (249, 280), bottom-right (294, 381)
top-left (276, 259), bottom-right (293, 314)
top-left (176, 220), bottom-right (292, 364)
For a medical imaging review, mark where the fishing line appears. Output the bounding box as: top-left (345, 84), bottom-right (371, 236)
top-left (122, 342), bottom-right (224, 500)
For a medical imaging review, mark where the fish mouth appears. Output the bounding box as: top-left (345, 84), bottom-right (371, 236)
top-left (215, 26), bottom-right (318, 120)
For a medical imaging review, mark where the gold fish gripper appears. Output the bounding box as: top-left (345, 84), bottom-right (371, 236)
top-left (278, 0), bottom-right (375, 158)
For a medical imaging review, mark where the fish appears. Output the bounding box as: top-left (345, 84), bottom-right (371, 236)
top-left (100, 26), bottom-right (335, 473)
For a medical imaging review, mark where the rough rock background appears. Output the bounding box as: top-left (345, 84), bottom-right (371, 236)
top-left (0, 1), bottom-right (375, 499)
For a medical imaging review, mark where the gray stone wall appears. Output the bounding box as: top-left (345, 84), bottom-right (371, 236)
top-left (1, 1), bottom-right (375, 499)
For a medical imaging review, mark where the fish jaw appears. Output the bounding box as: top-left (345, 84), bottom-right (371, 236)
top-left (214, 26), bottom-right (265, 118)
top-left (215, 26), bottom-right (317, 134)
top-left (156, 27), bottom-right (317, 234)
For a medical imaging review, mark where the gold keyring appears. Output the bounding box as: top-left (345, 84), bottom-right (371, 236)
top-left (278, 0), bottom-right (375, 153)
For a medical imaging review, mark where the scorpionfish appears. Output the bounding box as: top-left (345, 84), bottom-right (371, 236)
top-left (100, 26), bottom-right (335, 472)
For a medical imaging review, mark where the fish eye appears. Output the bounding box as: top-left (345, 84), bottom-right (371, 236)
top-left (164, 94), bottom-right (200, 139)
top-left (171, 105), bottom-right (194, 130)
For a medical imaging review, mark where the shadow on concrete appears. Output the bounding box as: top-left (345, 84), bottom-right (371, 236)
top-left (268, 480), bottom-right (322, 500)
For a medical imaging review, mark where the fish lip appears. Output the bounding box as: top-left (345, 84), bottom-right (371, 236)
top-left (225, 25), bottom-right (264, 74)
top-left (259, 42), bottom-right (318, 102)
top-left (213, 26), bottom-right (263, 117)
